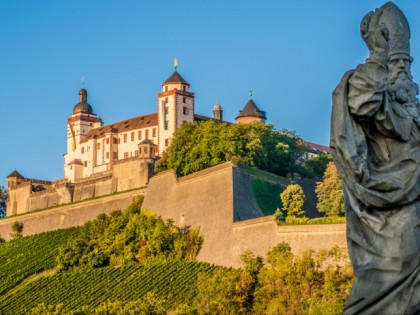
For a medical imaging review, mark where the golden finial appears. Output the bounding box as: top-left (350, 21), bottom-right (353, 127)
top-left (174, 58), bottom-right (178, 71)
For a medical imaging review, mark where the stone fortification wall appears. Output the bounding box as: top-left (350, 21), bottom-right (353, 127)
top-left (142, 162), bottom-right (346, 267)
top-left (232, 216), bottom-right (345, 264)
top-left (7, 183), bottom-right (31, 216)
top-left (7, 157), bottom-right (152, 216)
top-left (73, 173), bottom-right (116, 202)
top-left (28, 186), bottom-right (73, 212)
top-left (0, 188), bottom-right (145, 241)
top-left (142, 164), bottom-right (235, 265)
top-left (113, 158), bottom-right (151, 192)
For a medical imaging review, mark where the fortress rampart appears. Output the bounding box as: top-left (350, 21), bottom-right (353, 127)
top-left (6, 157), bottom-right (153, 216)
top-left (142, 162), bottom-right (346, 266)
top-left (0, 188), bottom-right (145, 241)
top-left (1, 162), bottom-right (346, 267)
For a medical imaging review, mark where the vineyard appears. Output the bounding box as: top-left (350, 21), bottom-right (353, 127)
top-left (0, 228), bottom-right (79, 297)
top-left (0, 260), bottom-right (219, 314)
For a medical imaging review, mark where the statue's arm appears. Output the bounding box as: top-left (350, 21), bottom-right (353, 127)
top-left (348, 62), bottom-right (387, 119)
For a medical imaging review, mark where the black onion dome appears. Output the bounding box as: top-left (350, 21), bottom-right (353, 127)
top-left (73, 88), bottom-right (93, 114)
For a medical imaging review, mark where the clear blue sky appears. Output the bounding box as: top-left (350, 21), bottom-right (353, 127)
top-left (1, 0), bottom-right (420, 186)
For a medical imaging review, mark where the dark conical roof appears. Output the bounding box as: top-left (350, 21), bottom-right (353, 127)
top-left (7, 170), bottom-right (23, 178)
top-left (236, 99), bottom-right (266, 119)
top-left (163, 71), bottom-right (189, 86)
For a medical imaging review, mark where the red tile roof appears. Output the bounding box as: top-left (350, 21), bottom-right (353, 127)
top-left (304, 141), bottom-right (330, 154)
top-left (81, 113), bottom-right (158, 143)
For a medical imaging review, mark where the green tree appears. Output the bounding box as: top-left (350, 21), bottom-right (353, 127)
top-left (0, 186), bottom-right (7, 218)
top-left (155, 120), bottom-right (304, 177)
top-left (315, 162), bottom-right (344, 217)
top-left (280, 184), bottom-right (306, 218)
top-left (303, 154), bottom-right (333, 178)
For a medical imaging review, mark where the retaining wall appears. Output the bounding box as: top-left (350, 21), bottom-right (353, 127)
top-left (0, 189), bottom-right (145, 241)
top-left (142, 162), bottom-right (347, 267)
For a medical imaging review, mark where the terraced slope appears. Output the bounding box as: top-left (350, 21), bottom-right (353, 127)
top-left (0, 228), bottom-right (79, 296)
top-left (0, 261), bottom-right (219, 314)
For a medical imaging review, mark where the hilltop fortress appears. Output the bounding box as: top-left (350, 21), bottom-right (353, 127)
top-left (1, 67), bottom-right (341, 267)
top-left (6, 68), bottom-right (274, 216)
top-left (6, 67), bottom-right (328, 216)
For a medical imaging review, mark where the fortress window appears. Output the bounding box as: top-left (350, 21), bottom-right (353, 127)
top-left (165, 139), bottom-right (169, 147)
top-left (106, 138), bottom-right (109, 144)
top-left (165, 106), bottom-right (169, 115)
top-left (144, 147), bottom-right (148, 154)
top-left (124, 152), bottom-right (128, 159)
top-left (97, 143), bottom-right (101, 150)
top-left (183, 107), bottom-right (187, 115)
top-left (113, 138), bottom-right (118, 144)
top-left (152, 128), bottom-right (156, 137)
top-left (183, 85), bottom-right (186, 91)
top-left (84, 161), bottom-right (87, 167)
top-left (145, 130), bottom-right (149, 139)
top-left (106, 152), bottom-right (109, 159)
top-left (164, 121), bottom-right (169, 130)
top-left (183, 97), bottom-right (186, 104)
top-left (81, 147), bottom-right (84, 154)
top-left (124, 134), bottom-right (127, 143)
top-left (165, 86), bottom-right (168, 92)
top-left (135, 150), bottom-right (139, 156)
top-left (165, 97), bottom-right (168, 103)
top-left (131, 132), bottom-right (135, 141)
top-left (138, 131), bottom-right (142, 140)
top-left (113, 152), bottom-right (118, 160)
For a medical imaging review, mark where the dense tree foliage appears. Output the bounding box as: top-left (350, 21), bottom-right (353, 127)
top-left (176, 243), bottom-right (352, 315)
top-left (155, 120), bottom-right (304, 177)
top-left (316, 161), bottom-right (345, 217)
top-left (56, 198), bottom-right (203, 269)
top-left (252, 243), bottom-right (353, 314)
top-left (0, 186), bottom-right (7, 218)
top-left (302, 153), bottom-right (333, 178)
top-left (280, 184), bottom-right (306, 218)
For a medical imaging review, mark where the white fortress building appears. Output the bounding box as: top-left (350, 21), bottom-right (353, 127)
top-left (64, 69), bottom-right (200, 182)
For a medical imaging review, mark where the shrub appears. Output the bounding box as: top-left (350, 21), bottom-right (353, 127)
top-left (10, 221), bottom-right (23, 239)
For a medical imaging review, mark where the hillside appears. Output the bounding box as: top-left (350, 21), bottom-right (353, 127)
top-left (0, 260), bottom-right (218, 314)
top-left (0, 201), bottom-right (227, 314)
top-left (0, 228), bottom-right (79, 297)
top-left (0, 200), bottom-right (353, 314)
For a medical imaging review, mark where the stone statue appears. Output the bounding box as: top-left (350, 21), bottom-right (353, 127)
top-left (330, 2), bottom-right (420, 314)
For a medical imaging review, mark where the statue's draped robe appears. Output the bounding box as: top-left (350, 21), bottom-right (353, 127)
top-left (331, 61), bottom-right (420, 314)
